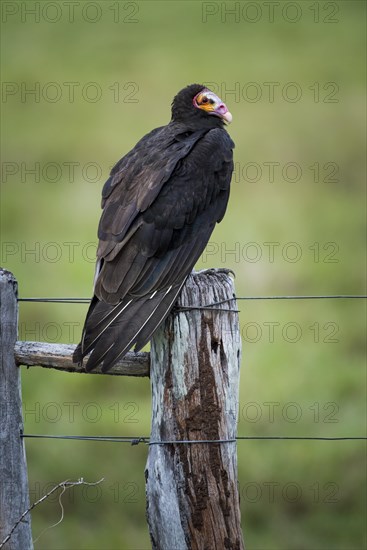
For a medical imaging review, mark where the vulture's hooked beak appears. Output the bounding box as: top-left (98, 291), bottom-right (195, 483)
top-left (194, 90), bottom-right (233, 124)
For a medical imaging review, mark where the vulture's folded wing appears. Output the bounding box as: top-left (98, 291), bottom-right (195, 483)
top-left (74, 127), bottom-right (234, 372)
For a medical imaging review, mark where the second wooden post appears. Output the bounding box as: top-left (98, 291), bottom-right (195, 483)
top-left (146, 269), bottom-right (244, 550)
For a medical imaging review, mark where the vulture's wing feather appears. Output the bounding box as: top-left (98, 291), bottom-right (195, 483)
top-left (74, 126), bottom-right (234, 371)
top-left (98, 127), bottom-right (206, 245)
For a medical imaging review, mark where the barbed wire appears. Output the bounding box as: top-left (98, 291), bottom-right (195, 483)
top-left (19, 297), bottom-right (91, 303)
top-left (16, 295), bottom-right (367, 317)
top-left (21, 433), bottom-right (367, 444)
top-left (17, 295), bottom-right (367, 446)
top-left (0, 477), bottom-right (104, 549)
top-left (18, 295), bottom-right (367, 304)
top-left (236, 295), bottom-right (367, 300)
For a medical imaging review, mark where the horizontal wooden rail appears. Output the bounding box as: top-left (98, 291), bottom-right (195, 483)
top-left (15, 341), bottom-right (150, 377)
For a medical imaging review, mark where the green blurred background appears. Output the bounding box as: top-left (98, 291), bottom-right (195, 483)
top-left (1, 1), bottom-right (366, 548)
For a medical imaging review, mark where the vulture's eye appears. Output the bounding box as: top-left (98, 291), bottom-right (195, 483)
top-left (201, 96), bottom-right (208, 104)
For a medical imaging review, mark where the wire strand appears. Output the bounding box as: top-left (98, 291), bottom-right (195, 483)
top-left (18, 295), bottom-right (367, 304)
top-left (0, 477), bottom-right (104, 549)
top-left (21, 434), bottom-right (367, 444)
top-left (18, 298), bottom-right (90, 303)
top-left (236, 295), bottom-right (367, 300)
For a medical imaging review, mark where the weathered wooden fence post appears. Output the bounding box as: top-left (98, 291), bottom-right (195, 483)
top-left (0, 269), bottom-right (33, 550)
top-left (146, 269), bottom-right (244, 549)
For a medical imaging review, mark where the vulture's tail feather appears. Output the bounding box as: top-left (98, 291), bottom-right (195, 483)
top-left (74, 284), bottom-right (182, 372)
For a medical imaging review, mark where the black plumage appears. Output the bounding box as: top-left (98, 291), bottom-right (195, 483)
top-left (74, 83), bottom-right (234, 371)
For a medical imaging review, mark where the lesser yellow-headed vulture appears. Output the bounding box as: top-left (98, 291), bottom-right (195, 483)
top-left (74, 83), bottom-right (234, 371)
